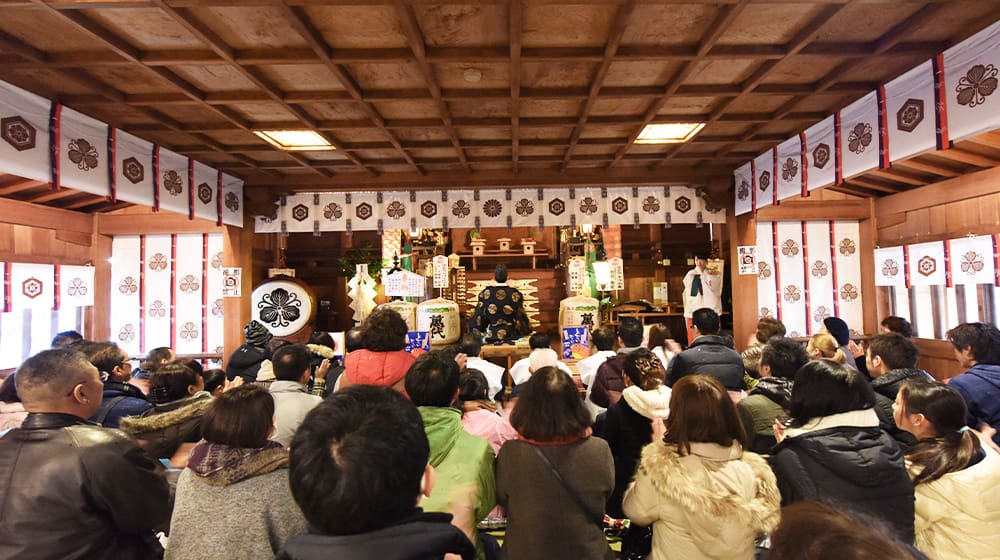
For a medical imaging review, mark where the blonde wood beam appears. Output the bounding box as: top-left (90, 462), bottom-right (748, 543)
top-left (728, 209), bottom-right (757, 350)
top-left (0, 196), bottom-right (93, 233)
top-left (894, 158), bottom-right (961, 178)
top-left (937, 148), bottom-right (1000, 168)
top-left (510, 0), bottom-right (522, 173)
top-left (96, 212), bottom-right (223, 235)
top-left (754, 199), bottom-right (871, 221)
top-left (222, 223), bottom-right (253, 370)
top-left (87, 231), bottom-right (112, 341)
top-left (876, 164), bottom-right (1000, 217)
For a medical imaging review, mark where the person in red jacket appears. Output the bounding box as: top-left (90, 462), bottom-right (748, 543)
top-left (340, 308), bottom-right (415, 393)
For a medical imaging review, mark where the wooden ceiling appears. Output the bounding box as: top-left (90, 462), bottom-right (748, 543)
top-left (2, 0), bottom-right (1000, 208)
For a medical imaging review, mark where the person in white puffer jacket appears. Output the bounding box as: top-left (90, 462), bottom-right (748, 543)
top-left (893, 378), bottom-right (1000, 559)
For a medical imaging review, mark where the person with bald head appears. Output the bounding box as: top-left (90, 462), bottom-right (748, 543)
top-left (0, 348), bottom-right (170, 560)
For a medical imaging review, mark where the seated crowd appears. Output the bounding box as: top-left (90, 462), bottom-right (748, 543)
top-left (1, 308), bottom-right (999, 560)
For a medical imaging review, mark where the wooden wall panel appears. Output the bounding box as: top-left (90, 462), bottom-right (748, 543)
top-left (914, 338), bottom-right (963, 381)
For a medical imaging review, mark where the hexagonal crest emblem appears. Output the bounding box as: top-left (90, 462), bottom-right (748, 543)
top-left (917, 255), bottom-right (937, 277)
top-left (22, 277), bottom-right (43, 299)
top-left (122, 157), bottom-right (144, 184)
top-left (197, 182), bottom-right (213, 204)
top-left (758, 171), bottom-right (771, 192)
top-left (356, 202), bottom-right (373, 220)
top-left (674, 196), bottom-right (691, 213)
top-left (1, 116), bottom-right (36, 151)
top-left (896, 98), bottom-right (925, 133)
top-left (548, 198), bottom-right (565, 216)
top-left (292, 203), bottom-right (309, 222)
top-left (813, 143), bottom-right (831, 169)
top-left (611, 196), bottom-right (628, 214)
top-left (420, 200), bottom-right (437, 218)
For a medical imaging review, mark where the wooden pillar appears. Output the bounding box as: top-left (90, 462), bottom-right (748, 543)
top-left (222, 223), bottom-right (254, 368)
top-left (88, 225), bottom-right (113, 340)
top-left (728, 208), bottom-right (757, 350)
top-left (858, 197), bottom-right (878, 335)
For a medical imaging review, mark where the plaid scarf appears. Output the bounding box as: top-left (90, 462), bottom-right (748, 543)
top-left (187, 440), bottom-right (288, 486)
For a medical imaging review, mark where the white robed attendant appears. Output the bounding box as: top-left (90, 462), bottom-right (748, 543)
top-left (682, 256), bottom-right (723, 343)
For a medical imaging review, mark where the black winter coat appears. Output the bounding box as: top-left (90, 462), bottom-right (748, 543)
top-left (770, 425), bottom-right (915, 543)
top-left (597, 398), bottom-right (651, 518)
top-left (275, 511), bottom-right (474, 560)
top-left (870, 368), bottom-right (932, 451)
top-left (666, 335), bottom-right (744, 391)
top-left (225, 343), bottom-right (267, 382)
top-left (0, 413), bottom-right (170, 560)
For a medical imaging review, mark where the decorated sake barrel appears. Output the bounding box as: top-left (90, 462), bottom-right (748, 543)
top-left (417, 297), bottom-right (461, 345)
top-left (378, 300), bottom-right (417, 331)
top-left (250, 276), bottom-right (316, 339)
top-left (559, 295), bottom-right (600, 331)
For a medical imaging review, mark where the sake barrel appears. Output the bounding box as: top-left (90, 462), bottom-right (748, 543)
top-left (417, 297), bottom-right (461, 345)
top-left (379, 300), bottom-right (417, 331)
top-left (559, 294), bottom-right (600, 331)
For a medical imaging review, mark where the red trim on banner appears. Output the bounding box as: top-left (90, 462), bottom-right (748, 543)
top-left (202, 234), bottom-right (209, 357)
top-left (51, 103), bottom-right (62, 191)
top-left (750, 160), bottom-right (758, 215)
top-left (2, 262), bottom-right (10, 313)
top-left (933, 53), bottom-right (951, 150)
top-left (944, 239), bottom-right (953, 288)
top-left (834, 113), bottom-right (843, 185)
top-left (139, 235), bottom-right (146, 354)
top-left (216, 171), bottom-right (224, 226)
top-left (170, 234), bottom-right (178, 350)
top-left (108, 127), bottom-right (117, 202)
top-left (994, 235), bottom-right (1000, 287)
top-left (152, 145), bottom-right (161, 212)
top-left (772, 147), bottom-right (779, 206)
top-left (800, 132), bottom-right (809, 197)
top-left (903, 244), bottom-right (912, 289)
top-left (829, 221), bottom-right (841, 317)
top-left (877, 85), bottom-right (890, 169)
top-left (802, 221), bottom-right (812, 335)
top-left (772, 222), bottom-right (783, 323)
top-left (188, 160), bottom-right (195, 220)
top-left (53, 266), bottom-right (60, 311)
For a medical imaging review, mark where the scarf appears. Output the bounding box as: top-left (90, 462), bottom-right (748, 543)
top-left (784, 408), bottom-right (879, 440)
top-left (187, 440), bottom-right (289, 486)
top-left (690, 274), bottom-right (703, 297)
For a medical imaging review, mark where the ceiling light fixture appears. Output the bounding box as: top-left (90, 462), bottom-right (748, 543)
top-left (253, 130), bottom-right (335, 151)
top-left (463, 68), bottom-right (483, 83)
top-left (634, 123), bottom-right (706, 144)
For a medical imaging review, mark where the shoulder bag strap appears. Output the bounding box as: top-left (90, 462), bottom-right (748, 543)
top-left (531, 446), bottom-right (605, 528)
top-left (95, 395), bottom-right (128, 425)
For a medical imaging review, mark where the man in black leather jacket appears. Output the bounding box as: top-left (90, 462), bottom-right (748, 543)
top-left (0, 348), bottom-right (171, 560)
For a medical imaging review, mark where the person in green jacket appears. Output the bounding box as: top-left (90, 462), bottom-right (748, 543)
top-left (405, 351), bottom-right (497, 560)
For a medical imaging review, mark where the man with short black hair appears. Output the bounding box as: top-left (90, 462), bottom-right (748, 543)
top-left (737, 337), bottom-right (810, 454)
top-left (458, 332), bottom-right (506, 401)
top-left (469, 264), bottom-right (530, 345)
top-left (866, 333), bottom-right (931, 450)
top-left (880, 316), bottom-right (913, 338)
top-left (589, 318), bottom-right (645, 410)
top-left (277, 385), bottom-right (475, 560)
top-left (405, 352), bottom-right (496, 559)
top-left (946, 322), bottom-right (1000, 446)
top-left (270, 344), bottom-right (326, 447)
top-left (577, 325), bottom-right (617, 389)
top-left (51, 330), bottom-right (83, 348)
top-left (0, 349), bottom-right (170, 559)
top-left (666, 308), bottom-right (745, 393)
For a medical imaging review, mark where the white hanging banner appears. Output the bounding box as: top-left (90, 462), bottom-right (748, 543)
top-left (943, 18), bottom-right (1000, 143)
top-left (57, 265), bottom-right (94, 308)
top-left (755, 221), bottom-right (779, 322)
top-left (832, 221), bottom-right (864, 336)
top-left (734, 162), bottom-right (754, 216)
top-left (284, 193), bottom-right (314, 233)
top-left (191, 160), bottom-right (219, 223)
top-left (907, 240), bottom-right (947, 287)
top-left (568, 257), bottom-right (587, 294)
top-left (606, 187), bottom-right (634, 225)
top-left (143, 234), bottom-right (173, 351)
top-left (205, 234), bottom-right (225, 358)
top-left (885, 60), bottom-right (937, 162)
top-left (775, 222), bottom-right (807, 337)
top-left (380, 191), bottom-right (413, 231)
top-left (114, 129), bottom-right (155, 207)
top-left (804, 116), bottom-right (837, 191)
top-left (608, 256), bottom-right (624, 291)
top-left (383, 270), bottom-right (426, 297)
top-left (111, 235), bottom-right (142, 356)
top-left (254, 215), bottom-right (282, 234)
top-left (316, 192), bottom-right (347, 231)
top-left (839, 90), bottom-right (880, 180)
top-left (539, 188), bottom-right (570, 226)
top-left (157, 147), bottom-right (190, 217)
top-left (668, 186), bottom-right (699, 224)
top-left (509, 189), bottom-right (539, 228)
top-left (0, 81), bottom-right (51, 184)
top-left (574, 187), bottom-right (607, 225)
top-left (414, 191), bottom-right (445, 229)
top-left (10, 263), bottom-right (54, 310)
top-left (174, 233), bottom-right (205, 355)
top-left (805, 221), bottom-right (836, 335)
top-left (475, 189), bottom-right (510, 230)
top-left (220, 173), bottom-right (244, 227)
top-left (947, 235), bottom-right (996, 285)
top-left (775, 136), bottom-right (803, 202)
top-left (753, 150), bottom-right (775, 211)
top-left (432, 255), bottom-right (449, 289)
top-left (635, 187), bottom-right (667, 225)
top-left (58, 105), bottom-right (109, 197)
top-left (874, 245), bottom-right (907, 287)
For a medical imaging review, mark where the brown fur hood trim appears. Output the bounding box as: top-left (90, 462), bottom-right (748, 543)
top-left (636, 442), bottom-right (781, 533)
top-left (119, 395), bottom-right (212, 436)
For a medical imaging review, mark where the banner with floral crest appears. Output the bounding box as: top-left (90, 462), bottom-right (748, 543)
top-left (943, 18), bottom-right (1000, 143)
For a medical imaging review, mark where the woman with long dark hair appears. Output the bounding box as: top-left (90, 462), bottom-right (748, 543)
top-left (622, 374), bottom-right (779, 559)
top-left (770, 360), bottom-right (914, 542)
top-left (893, 379), bottom-right (1000, 558)
top-left (119, 362), bottom-right (213, 459)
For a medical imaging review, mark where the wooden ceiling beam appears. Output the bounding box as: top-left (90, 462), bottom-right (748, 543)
top-left (394, 0), bottom-right (470, 171)
top-left (28, 188), bottom-right (85, 204)
top-left (937, 148), bottom-right (1000, 168)
top-left (509, 0), bottom-right (522, 173)
top-left (894, 158), bottom-right (962, 178)
top-left (561, 0), bottom-right (635, 171)
top-left (0, 179), bottom-right (49, 195)
top-left (846, 177), bottom-right (906, 193)
top-left (278, 3), bottom-right (422, 175)
top-left (607, 0), bottom-right (749, 168)
top-left (867, 168), bottom-right (929, 187)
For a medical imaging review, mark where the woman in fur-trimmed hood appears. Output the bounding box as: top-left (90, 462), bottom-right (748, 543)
top-left (119, 362), bottom-right (213, 459)
top-left (622, 374), bottom-right (780, 560)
